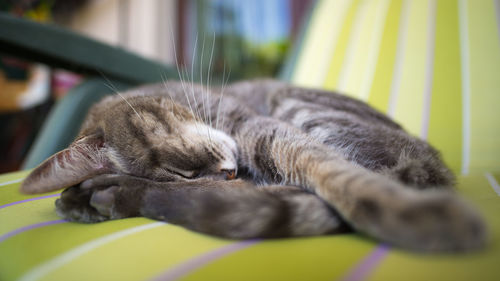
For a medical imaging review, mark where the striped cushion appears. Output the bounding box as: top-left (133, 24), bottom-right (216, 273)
top-left (286, 0), bottom-right (500, 175)
top-left (1, 171), bottom-right (500, 280)
top-left (2, 1), bottom-right (500, 280)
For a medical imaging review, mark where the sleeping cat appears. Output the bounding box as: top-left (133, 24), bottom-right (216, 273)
top-left (20, 79), bottom-right (487, 252)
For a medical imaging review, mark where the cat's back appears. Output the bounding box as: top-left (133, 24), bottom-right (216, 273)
top-left (224, 79), bottom-right (401, 130)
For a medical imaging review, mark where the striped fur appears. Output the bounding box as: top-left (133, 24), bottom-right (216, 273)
top-left (23, 79), bottom-right (486, 252)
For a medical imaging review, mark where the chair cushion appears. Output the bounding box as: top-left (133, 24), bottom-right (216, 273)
top-left (1, 171), bottom-right (499, 281)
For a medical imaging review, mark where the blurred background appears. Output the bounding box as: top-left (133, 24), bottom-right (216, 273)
top-left (0, 0), bottom-right (313, 173)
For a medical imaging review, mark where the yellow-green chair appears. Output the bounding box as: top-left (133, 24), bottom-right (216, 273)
top-left (1, 1), bottom-right (499, 280)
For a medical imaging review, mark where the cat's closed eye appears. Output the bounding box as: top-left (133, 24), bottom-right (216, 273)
top-left (176, 170), bottom-right (200, 179)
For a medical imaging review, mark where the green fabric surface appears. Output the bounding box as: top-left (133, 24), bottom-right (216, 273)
top-left (1, 172), bottom-right (499, 281)
top-left (289, 0), bottom-right (500, 175)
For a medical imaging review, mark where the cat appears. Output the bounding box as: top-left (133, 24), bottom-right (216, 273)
top-left (20, 79), bottom-right (487, 252)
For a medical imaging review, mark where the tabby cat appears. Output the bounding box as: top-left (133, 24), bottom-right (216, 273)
top-left (20, 79), bottom-right (487, 252)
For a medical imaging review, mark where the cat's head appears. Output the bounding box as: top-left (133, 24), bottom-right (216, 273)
top-left (20, 95), bottom-right (238, 194)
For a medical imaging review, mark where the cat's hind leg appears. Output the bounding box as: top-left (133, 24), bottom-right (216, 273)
top-left (234, 118), bottom-right (487, 252)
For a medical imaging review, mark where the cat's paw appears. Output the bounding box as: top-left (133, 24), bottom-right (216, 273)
top-left (80, 174), bottom-right (149, 219)
top-left (55, 185), bottom-right (110, 223)
top-left (402, 192), bottom-right (488, 252)
top-left (357, 190), bottom-right (488, 252)
top-left (56, 174), bottom-right (148, 222)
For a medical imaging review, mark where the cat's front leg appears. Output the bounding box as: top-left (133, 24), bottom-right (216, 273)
top-left (55, 174), bottom-right (149, 222)
top-left (55, 185), bottom-right (113, 223)
top-left (79, 174), bottom-right (293, 238)
top-left (76, 174), bottom-right (346, 239)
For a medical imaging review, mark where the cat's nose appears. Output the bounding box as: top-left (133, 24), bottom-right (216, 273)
top-left (221, 169), bottom-right (236, 180)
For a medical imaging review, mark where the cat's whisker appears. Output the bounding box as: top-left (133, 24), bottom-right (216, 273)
top-left (168, 23), bottom-right (190, 104)
top-left (161, 74), bottom-right (187, 124)
top-left (215, 64), bottom-right (225, 131)
top-left (116, 92), bottom-right (144, 123)
top-left (205, 33), bottom-right (216, 143)
top-left (160, 72), bottom-right (176, 105)
top-left (167, 24), bottom-right (201, 132)
top-left (220, 66), bottom-right (231, 131)
top-left (198, 35), bottom-right (212, 144)
top-left (199, 35), bottom-right (206, 124)
top-left (99, 72), bottom-right (144, 122)
top-left (181, 69), bottom-right (202, 134)
top-left (215, 63), bottom-right (229, 131)
top-left (97, 71), bottom-right (121, 97)
top-left (179, 69), bottom-right (195, 119)
top-left (190, 35), bottom-right (203, 123)
top-left (172, 49), bottom-right (188, 95)
top-left (206, 32), bottom-right (215, 130)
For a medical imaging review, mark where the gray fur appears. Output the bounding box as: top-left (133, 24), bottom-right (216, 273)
top-left (22, 79), bottom-right (486, 252)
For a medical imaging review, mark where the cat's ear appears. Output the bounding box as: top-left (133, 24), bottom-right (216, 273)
top-left (20, 134), bottom-right (113, 194)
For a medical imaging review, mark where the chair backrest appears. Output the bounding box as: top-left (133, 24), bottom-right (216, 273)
top-left (283, 0), bottom-right (500, 175)
top-left (0, 14), bottom-right (179, 169)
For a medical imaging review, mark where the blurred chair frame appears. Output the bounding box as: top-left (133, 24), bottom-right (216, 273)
top-left (0, 13), bottom-right (180, 168)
